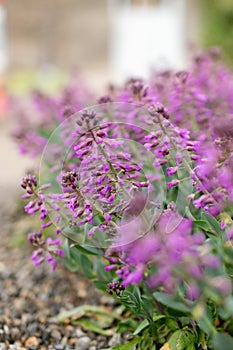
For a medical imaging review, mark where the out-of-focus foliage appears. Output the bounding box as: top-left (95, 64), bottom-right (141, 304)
top-left (200, 0), bottom-right (233, 66)
top-left (7, 71), bottom-right (68, 96)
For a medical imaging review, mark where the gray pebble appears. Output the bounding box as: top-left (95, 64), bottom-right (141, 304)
top-left (11, 327), bottom-right (20, 339)
top-left (54, 344), bottom-right (65, 350)
top-left (29, 346), bottom-right (39, 350)
top-left (75, 336), bottom-right (91, 350)
top-left (28, 321), bottom-right (39, 335)
top-left (108, 333), bottom-right (121, 347)
top-left (51, 329), bottom-right (62, 340)
top-left (75, 328), bottom-right (85, 337)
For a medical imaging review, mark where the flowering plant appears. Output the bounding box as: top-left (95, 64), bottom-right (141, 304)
top-left (17, 50), bottom-right (233, 349)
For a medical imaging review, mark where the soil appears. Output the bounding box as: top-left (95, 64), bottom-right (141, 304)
top-left (0, 202), bottom-right (122, 350)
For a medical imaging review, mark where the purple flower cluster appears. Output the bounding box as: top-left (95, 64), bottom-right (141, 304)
top-left (106, 205), bottom-right (231, 299)
top-left (21, 175), bottom-right (64, 269)
top-left (12, 77), bottom-right (93, 159)
top-left (18, 50), bottom-right (233, 302)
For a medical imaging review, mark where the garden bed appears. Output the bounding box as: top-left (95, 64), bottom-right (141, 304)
top-left (0, 205), bottom-right (124, 350)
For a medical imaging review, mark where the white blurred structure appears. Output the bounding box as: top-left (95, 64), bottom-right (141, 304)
top-left (108, 0), bottom-right (186, 81)
top-left (0, 3), bottom-right (7, 74)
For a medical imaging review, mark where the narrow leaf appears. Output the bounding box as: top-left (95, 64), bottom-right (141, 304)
top-left (57, 304), bottom-right (119, 322)
top-left (112, 337), bottom-right (141, 350)
top-left (153, 292), bottom-right (192, 314)
top-left (73, 243), bottom-right (104, 256)
top-left (76, 318), bottom-right (115, 336)
top-left (133, 319), bottom-right (150, 335)
top-left (211, 332), bottom-right (233, 350)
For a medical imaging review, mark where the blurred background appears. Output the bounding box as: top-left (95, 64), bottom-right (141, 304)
top-left (0, 0), bottom-right (233, 199)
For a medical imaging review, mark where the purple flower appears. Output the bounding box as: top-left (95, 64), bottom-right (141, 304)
top-left (39, 205), bottom-right (48, 221)
top-left (46, 252), bottom-right (57, 270)
top-left (122, 266), bottom-right (144, 287)
top-left (167, 179), bottom-right (180, 189)
top-left (46, 237), bottom-right (61, 246)
top-left (31, 249), bottom-right (44, 267)
top-left (166, 167), bottom-right (178, 176)
top-left (104, 213), bottom-right (112, 222)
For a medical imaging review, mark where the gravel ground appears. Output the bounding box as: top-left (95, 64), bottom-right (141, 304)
top-left (0, 203), bottom-right (123, 350)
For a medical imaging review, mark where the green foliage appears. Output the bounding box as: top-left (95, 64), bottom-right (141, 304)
top-left (153, 292), bottom-right (193, 315)
top-left (111, 338), bottom-right (142, 350)
top-left (211, 332), bottom-right (233, 350)
top-left (168, 329), bottom-right (196, 350)
top-left (200, 0), bottom-right (233, 66)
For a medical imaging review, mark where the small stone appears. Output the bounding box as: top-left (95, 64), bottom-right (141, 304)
top-left (51, 329), bottom-right (62, 341)
top-left (61, 336), bottom-right (68, 345)
top-left (9, 346), bottom-right (17, 350)
top-left (14, 318), bottom-right (22, 326)
top-left (68, 338), bottom-right (76, 346)
top-left (54, 344), bottom-right (65, 350)
top-left (22, 314), bottom-right (33, 326)
top-left (25, 336), bottom-right (40, 348)
top-left (64, 325), bottom-right (74, 337)
top-left (3, 325), bottom-right (9, 335)
top-left (0, 343), bottom-right (7, 350)
top-left (11, 327), bottom-right (20, 339)
top-left (29, 346), bottom-right (39, 350)
top-left (75, 328), bottom-right (85, 337)
top-left (28, 322), bottom-right (39, 335)
top-left (96, 335), bottom-right (107, 348)
top-left (100, 295), bottom-right (115, 305)
top-left (108, 333), bottom-right (121, 347)
top-left (75, 336), bottom-right (91, 350)
top-left (38, 316), bottom-right (46, 324)
top-left (90, 340), bottom-right (97, 346)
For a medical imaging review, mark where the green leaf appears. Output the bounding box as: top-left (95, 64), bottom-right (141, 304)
top-left (201, 212), bottom-right (222, 235)
top-left (193, 220), bottom-right (216, 235)
top-left (117, 318), bottom-right (138, 334)
top-left (133, 315), bottom-right (166, 335)
top-left (63, 239), bottom-right (80, 271)
top-left (64, 257), bottom-right (79, 272)
top-left (140, 296), bottom-right (154, 320)
top-left (133, 319), bottom-right (150, 335)
top-left (94, 259), bottom-right (111, 280)
top-left (80, 254), bottom-right (95, 279)
top-left (189, 202), bottom-right (201, 220)
top-left (194, 304), bottom-right (216, 336)
top-left (168, 329), bottom-right (196, 350)
top-left (73, 243), bottom-right (104, 256)
top-left (120, 291), bottom-right (141, 314)
top-left (112, 337), bottom-right (141, 350)
top-left (186, 344), bottom-right (196, 350)
top-left (63, 238), bottom-right (71, 259)
top-left (93, 280), bottom-right (108, 292)
top-left (133, 286), bottom-right (141, 304)
top-left (76, 318), bottom-right (115, 336)
top-left (211, 332), bottom-right (233, 350)
top-left (63, 226), bottom-right (83, 243)
top-left (153, 292), bottom-right (192, 314)
top-left (57, 304), bottom-right (120, 322)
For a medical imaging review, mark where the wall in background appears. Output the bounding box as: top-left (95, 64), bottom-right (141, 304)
top-left (6, 0), bottom-right (108, 72)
